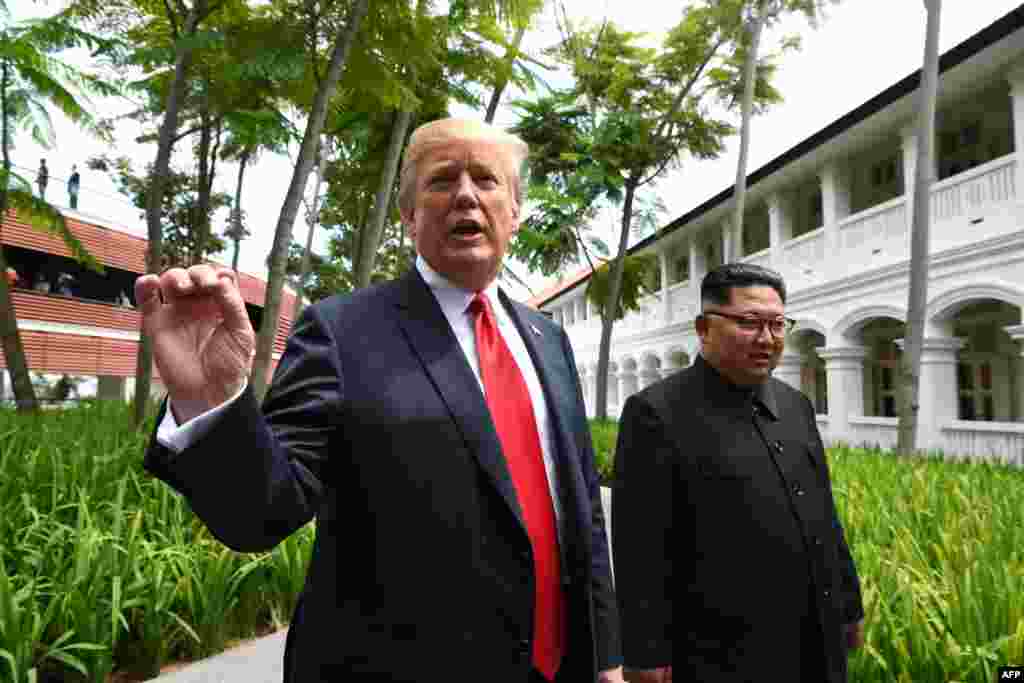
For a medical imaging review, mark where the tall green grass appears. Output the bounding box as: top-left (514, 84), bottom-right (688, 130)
top-left (2, 407), bottom-right (1022, 681)
top-left (0, 402), bottom-right (313, 682)
top-left (831, 446), bottom-right (1024, 681)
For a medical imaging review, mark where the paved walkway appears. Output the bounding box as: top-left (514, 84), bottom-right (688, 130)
top-left (149, 630), bottom-right (287, 682)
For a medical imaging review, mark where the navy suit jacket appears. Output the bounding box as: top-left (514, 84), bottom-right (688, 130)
top-left (145, 268), bottom-right (621, 682)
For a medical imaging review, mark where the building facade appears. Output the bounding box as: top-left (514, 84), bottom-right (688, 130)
top-left (534, 8), bottom-right (1024, 463)
top-left (0, 207), bottom-right (295, 402)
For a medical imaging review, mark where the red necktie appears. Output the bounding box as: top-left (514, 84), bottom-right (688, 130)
top-left (469, 292), bottom-right (564, 681)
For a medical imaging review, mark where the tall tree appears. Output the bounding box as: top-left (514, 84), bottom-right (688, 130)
top-left (127, 0), bottom-right (236, 426)
top-left (730, 0), bottom-right (829, 260)
top-left (293, 136), bottom-right (326, 319)
top-left (352, 108), bottom-right (413, 289)
top-left (897, 0), bottom-right (942, 454)
top-left (0, 2), bottom-right (113, 412)
top-left (250, 0), bottom-right (369, 399)
top-left (89, 154), bottom-right (231, 267)
top-left (537, 5), bottom-right (781, 419)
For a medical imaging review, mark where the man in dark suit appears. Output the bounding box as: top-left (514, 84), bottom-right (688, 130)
top-left (612, 263), bottom-right (864, 683)
top-left (136, 118), bottom-right (623, 682)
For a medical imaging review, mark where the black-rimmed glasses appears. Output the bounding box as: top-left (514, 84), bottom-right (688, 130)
top-left (701, 310), bottom-right (796, 337)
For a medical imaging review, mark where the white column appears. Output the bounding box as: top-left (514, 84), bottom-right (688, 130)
top-left (1008, 67), bottom-right (1024, 158)
top-left (820, 163), bottom-right (850, 259)
top-left (1005, 325), bottom-right (1024, 421)
top-left (900, 126), bottom-right (920, 245)
top-left (658, 249), bottom-right (672, 325)
top-left (620, 363), bottom-right (638, 402)
top-left (912, 337), bottom-right (965, 452)
top-left (722, 218), bottom-right (735, 263)
top-left (639, 361), bottom-right (661, 390)
top-left (587, 362), bottom-right (600, 415)
top-left (689, 236), bottom-right (707, 311)
top-left (768, 192), bottom-right (793, 272)
top-left (608, 364), bottom-right (620, 410)
top-left (817, 346), bottom-right (868, 445)
top-left (773, 351), bottom-right (803, 391)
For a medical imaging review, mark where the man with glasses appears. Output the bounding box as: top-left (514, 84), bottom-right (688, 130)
top-left (611, 263), bottom-right (864, 683)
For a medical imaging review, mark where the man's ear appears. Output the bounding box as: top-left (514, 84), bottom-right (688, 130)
top-left (695, 314), bottom-right (709, 342)
top-left (400, 207), bottom-right (416, 239)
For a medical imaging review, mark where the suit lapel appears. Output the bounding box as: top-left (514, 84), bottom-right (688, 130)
top-left (393, 270), bottom-right (525, 530)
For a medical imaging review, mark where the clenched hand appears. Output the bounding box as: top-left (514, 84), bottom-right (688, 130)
top-left (135, 264), bottom-right (255, 424)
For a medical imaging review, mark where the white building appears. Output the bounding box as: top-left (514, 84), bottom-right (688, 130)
top-left (532, 7), bottom-right (1024, 463)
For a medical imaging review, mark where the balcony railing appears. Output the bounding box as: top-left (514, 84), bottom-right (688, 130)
top-left (846, 416), bottom-right (899, 450)
top-left (780, 227), bottom-right (826, 281)
top-left (838, 196), bottom-right (908, 266)
top-left (741, 248), bottom-right (772, 269)
top-left (931, 154), bottom-right (1016, 223)
top-left (666, 281), bottom-right (695, 323)
top-left (941, 420), bottom-right (1024, 465)
top-left (11, 289), bottom-right (140, 332)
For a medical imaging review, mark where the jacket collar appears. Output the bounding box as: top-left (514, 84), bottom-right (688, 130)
top-left (695, 353), bottom-right (779, 420)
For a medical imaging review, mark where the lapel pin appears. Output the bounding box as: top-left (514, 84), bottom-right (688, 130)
top-left (530, 324), bottom-right (543, 337)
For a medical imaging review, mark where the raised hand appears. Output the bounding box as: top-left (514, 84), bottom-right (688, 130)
top-left (135, 264), bottom-right (255, 423)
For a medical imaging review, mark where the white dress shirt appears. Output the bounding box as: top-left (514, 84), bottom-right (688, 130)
top-left (156, 255), bottom-right (564, 535)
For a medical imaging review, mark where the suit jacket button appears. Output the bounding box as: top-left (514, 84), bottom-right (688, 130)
top-left (823, 589), bottom-right (832, 599)
top-left (519, 639), bottom-right (530, 654)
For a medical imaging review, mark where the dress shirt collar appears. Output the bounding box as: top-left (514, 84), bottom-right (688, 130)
top-left (695, 353), bottom-right (779, 420)
top-left (415, 255), bottom-right (504, 318)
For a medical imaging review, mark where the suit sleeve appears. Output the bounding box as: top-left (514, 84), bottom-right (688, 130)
top-left (612, 393), bottom-right (674, 669)
top-left (144, 303), bottom-right (344, 553)
top-left (558, 329), bottom-right (622, 671)
top-left (804, 395), bottom-right (864, 625)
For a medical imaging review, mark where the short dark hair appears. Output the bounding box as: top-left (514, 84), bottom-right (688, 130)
top-left (700, 262), bottom-right (787, 308)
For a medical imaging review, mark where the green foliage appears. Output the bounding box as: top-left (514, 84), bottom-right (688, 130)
top-left (0, 402), bottom-right (313, 682)
top-left (88, 155), bottom-right (228, 268)
top-left (588, 418), bottom-right (618, 484)
top-left (586, 254), bottom-right (655, 321)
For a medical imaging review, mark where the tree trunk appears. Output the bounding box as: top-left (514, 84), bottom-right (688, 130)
top-left (897, 0), bottom-right (942, 455)
top-left (251, 0), bottom-right (369, 400)
top-left (193, 93), bottom-right (212, 265)
top-left (230, 149), bottom-right (250, 272)
top-left (354, 108), bottom-right (413, 289)
top-left (594, 180), bottom-right (637, 420)
top-left (133, 5), bottom-right (201, 427)
top-left (293, 142), bottom-right (326, 321)
top-left (484, 23), bottom-right (527, 124)
top-left (731, 3), bottom-right (767, 262)
top-left (0, 60), bottom-right (38, 411)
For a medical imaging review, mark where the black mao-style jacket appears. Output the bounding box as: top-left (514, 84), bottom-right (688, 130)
top-left (612, 354), bottom-right (863, 682)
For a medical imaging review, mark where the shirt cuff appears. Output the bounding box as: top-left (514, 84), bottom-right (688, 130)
top-left (156, 381), bottom-right (249, 454)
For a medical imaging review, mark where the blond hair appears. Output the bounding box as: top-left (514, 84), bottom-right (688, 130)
top-left (398, 118), bottom-right (529, 216)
